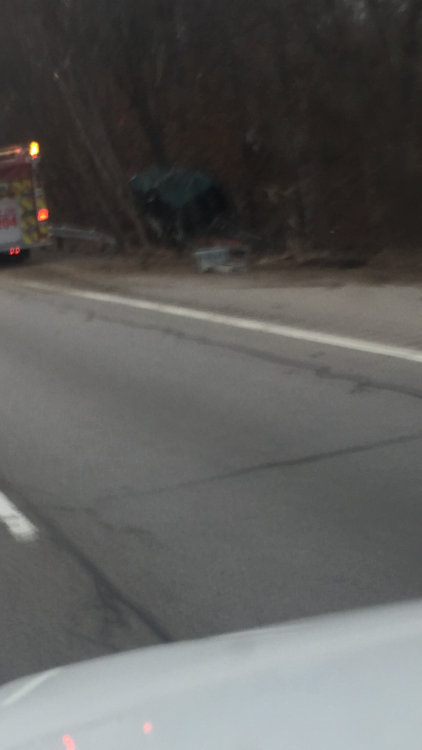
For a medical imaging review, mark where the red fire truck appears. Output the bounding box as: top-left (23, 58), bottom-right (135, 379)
top-left (0, 141), bottom-right (50, 260)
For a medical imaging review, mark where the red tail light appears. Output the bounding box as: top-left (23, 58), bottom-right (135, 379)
top-left (9, 247), bottom-right (20, 255)
top-left (37, 208), bottom-right (49, 222)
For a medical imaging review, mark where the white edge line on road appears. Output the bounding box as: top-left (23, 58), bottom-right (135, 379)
top-left (0, 491), bottom-right (38, 542)
top-left (24, 281), bottom-right (422, 364)
top-left (1, 669), bottom-right (60, 708)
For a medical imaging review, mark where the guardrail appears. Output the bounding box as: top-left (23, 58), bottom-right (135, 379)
top-left (50, 225), bottom-right (117, 246)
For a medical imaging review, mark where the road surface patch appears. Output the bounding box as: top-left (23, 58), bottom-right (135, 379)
top-left (0, 491), bottom-right (38, 542)
top-left (24, 282), bottom-right (422, 364)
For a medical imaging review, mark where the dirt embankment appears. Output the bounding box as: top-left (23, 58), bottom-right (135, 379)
top-left (6, 243), bottom-right (422, 292)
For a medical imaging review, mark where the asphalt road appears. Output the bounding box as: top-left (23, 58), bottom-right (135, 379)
top-left (1, 280), bottom-right (422, 686)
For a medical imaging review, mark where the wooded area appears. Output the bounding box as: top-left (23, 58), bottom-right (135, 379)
top-left (1, 0), bottom-right (422, 257)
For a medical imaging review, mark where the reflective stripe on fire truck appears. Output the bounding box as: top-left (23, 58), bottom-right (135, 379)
top-left (12, 179), bottom-right (32, 195)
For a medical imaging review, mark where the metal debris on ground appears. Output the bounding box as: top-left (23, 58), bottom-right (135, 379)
top-left (193, 245), bottom-right (251, 273)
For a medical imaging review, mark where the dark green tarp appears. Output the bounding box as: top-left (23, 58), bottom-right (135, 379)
top-left (130, 167), bottom-right (214, 210)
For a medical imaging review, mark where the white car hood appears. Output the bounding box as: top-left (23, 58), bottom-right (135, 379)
top-left (2, 601), bottom-right (422, 749)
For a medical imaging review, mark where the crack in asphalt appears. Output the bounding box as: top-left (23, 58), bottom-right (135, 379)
top-left (12, 283), bottom-right (422, 404)
top-left (55, 299), bottom-right (422, 404)
top-left (0, 473), bottom-right (173, 646)
top-left (40, 430), bottom-right (422, 506)
top-left (138, 430), bottom-right (422, 497)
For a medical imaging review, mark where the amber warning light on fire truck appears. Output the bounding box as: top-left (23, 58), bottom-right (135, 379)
top-left (0, 141), bottom-right (50, 259)
top-left (29, 141), bottom-right (40, 159)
